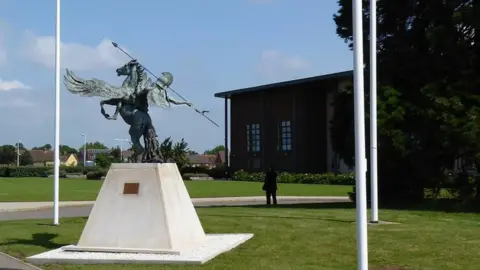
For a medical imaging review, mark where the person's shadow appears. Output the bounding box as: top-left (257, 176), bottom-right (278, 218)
top-left (0, 233), bottom-right (64, 249)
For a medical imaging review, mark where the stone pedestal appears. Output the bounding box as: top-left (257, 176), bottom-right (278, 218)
top-left (64, 163), bottom-right (206, 254)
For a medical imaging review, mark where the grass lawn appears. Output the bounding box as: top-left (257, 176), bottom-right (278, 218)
top-left (0, 177), bottom-right (351, 202)
top-left (0, 203), bottom-right (479, 269)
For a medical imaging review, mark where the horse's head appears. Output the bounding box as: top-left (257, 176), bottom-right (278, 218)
top-left (116, 59), bottom-right (140, 77)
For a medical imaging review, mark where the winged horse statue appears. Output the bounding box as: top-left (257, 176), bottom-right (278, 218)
top-left (63, 59), bottom-right (191, 163)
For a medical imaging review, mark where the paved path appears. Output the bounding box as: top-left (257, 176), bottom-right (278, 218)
top-left (0, 252), bottom-right (42, 270)
top-left (0, 196), bottom-right (349, 221)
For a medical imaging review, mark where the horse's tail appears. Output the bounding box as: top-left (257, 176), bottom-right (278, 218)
top-left (142, 123), bottom-right (163, 162)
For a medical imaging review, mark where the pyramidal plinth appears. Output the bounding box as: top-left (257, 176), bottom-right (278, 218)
top-left (28, 163), bottom-right (253, 265)
top-left (64, 163), bottom-right (206, 254)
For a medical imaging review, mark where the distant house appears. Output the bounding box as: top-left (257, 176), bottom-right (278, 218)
top-left (47, 154), bottom-right (78, 167)
top-left (28, 150), bottom-right (54, 166)
top-left (216, 151), bottom-right (227, 167)
top-left (121, 150), bottom-right (133, 162)
top-left (187, 155), bottom-right (217, 169)
top-left (64, 154), bottom-right (79, 166)
top-left (22, 150), bottom-right (78, 167)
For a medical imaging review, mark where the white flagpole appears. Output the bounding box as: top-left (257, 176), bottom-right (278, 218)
top-left (369, 0), bottom-right (379, 223)
top-left (352, 0), bottom-right (368, 269)
top-left (53, 0), bottom-right (61, 225)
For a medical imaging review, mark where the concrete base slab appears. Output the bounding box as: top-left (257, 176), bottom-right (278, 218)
top-left (62, 245), bottom-right (180, 255)
top-left (351, 220), bottom-right (400, 225)
top-left (27, 233), bottom-right (253, 265)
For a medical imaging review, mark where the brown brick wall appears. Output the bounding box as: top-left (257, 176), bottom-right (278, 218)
top-left (229, 79), bottom-right (341, 173)
top-left (230, 91), bottom-right (264, 172)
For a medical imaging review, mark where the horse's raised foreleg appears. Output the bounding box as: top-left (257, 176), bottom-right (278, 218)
top-left (109, 101), bottom-right (122, 120)
top-left (100, 100), bottom-right (111, 119)
top-left (100, 99), bottom-right (120, 120)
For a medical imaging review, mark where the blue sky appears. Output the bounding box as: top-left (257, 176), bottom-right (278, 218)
top-left (0, 0), bottom-right (352, 153)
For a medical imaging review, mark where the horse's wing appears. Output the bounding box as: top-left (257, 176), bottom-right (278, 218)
top-left (64, 69), bottom-right (133, 99)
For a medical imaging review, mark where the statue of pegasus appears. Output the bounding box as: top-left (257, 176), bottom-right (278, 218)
top-left (63, 59), bottom-right (191, 163)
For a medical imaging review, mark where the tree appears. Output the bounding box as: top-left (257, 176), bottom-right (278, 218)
top-left (188, 150), bottom-right (199, 155)
top-left (79, 141), bottom-right (108, 151)
top-left (160, 137), bottom-right (190, 168)
top-left (160, 137), bottom-right (174, 162)
top-left (60, 145), bottom-right (78, 154)
top-left (204, 145), bottom-right (225, 155)
top-left (0, 145), bottom-right (16, 165)
top-left (173, 139), bottom-right (190, 167)
top-left (19, 150), bottom-right (33, 166)
top-left (95, 153), bottom-right (112, 168)
top-left (32, 144), bottom-right (51, 151)
top-left (127, 143), bottom-right (135, 151)
top-left (14, 142), bottom-right (26, 150)
top-left (332, 0), bottom-right (476, 202)
top-left (110, 147), bottom-right (122, 162)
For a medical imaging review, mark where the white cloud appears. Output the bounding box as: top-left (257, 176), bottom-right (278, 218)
top-left (0, 79), bottom-right (31, 91)
top-left (22, 32), bottom-right (131, 71)
top-left (255, 50), bottom-right (311, 82)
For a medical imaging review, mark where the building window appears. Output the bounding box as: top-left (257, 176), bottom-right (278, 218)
top-left (277, 121), bottom-right (292, 151)
top-left (246, 124), bottom-right (260, 152)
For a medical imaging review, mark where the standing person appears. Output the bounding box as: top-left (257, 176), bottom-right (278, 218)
top-left (263, 165), bottom-right (278, 205)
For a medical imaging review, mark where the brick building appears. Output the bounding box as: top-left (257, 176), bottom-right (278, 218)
top-left (214, 70), bottom-right (354, 173)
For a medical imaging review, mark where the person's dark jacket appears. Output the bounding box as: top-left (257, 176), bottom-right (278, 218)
top-left (262, 170), bottom-right (278, 191)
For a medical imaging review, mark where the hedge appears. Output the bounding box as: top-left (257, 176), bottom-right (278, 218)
top-left (0, 165), bottom-right (228, 179)
top-left (182, 173), bottom-right (210, 180)
top-left (232, 170), bottom-right (354, 185)
top-left (86, 169), bottom-right (108, 180)
top-left (0, 166), bottom-right (353, 185)
top-left (0, 165), bottom-right (99, 178)
top-left (179, 166), bottom-right (228, 179)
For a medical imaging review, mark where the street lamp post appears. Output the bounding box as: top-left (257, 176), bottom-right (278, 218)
top-left (115, 138), bottom-right (129, 162)
top-left (81, 134), bottom-right (87, 166)
top-left (53, 0), bottom-right (61, 226)
top-left (16, 140), bottom-right (21, 167)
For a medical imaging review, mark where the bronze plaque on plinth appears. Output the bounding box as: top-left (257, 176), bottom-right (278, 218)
top-left (123, 183), bottom-right (140, 195)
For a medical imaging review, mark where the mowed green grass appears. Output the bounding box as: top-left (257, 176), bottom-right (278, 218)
top-left (1, 204), bottom-right (479, 270)
top-left (0, 177), bottom-right (351, 202)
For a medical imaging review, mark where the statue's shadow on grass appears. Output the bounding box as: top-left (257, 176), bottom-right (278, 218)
top-left (0, 233), bottom-right (65, 250)
top-left (202, 213), bottom-right (354, 223)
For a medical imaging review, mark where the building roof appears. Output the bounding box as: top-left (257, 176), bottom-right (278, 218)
top-left (122, 150), bottom-right (133, 157)
top-left (217, 151), bottom-right (226, 163)
top-left (29, 150), bottom-right (54, 162)
top-left (20, 150), bottom-right (72, 163)
top-left (214, 70), bottom-right (353, 98)
top-left (86, 148), bottom-right (111, 153)
top-left (188, 155), bottom-right (216, 165)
